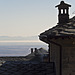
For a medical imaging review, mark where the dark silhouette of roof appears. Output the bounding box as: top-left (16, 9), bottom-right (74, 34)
top-left (0, 61), bottom-right (56, 75)
top-left (0, 48), bottom-right (56, 75)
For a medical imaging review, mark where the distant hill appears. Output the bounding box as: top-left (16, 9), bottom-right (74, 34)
top-left (0, 36), bottom-right (39, 41)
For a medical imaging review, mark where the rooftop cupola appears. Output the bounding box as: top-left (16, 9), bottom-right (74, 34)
top-left (55, 1), bottom-right (71, 24)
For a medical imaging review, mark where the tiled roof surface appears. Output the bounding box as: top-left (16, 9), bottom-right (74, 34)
top-left (0, 49), bottom-right (55, 75)
top-left (39, 16), bottom-right (75, 39)
top-left (0, 61), bottom-right (56, 75)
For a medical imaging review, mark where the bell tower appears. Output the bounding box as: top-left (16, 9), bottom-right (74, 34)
top-left (55, 1), bottom-right (71, 24)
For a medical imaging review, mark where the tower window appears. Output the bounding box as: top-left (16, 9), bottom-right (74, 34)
top-left (65, 9), bottom-right (67, 14)
top-left (61, 9), bottom-right (63, 14)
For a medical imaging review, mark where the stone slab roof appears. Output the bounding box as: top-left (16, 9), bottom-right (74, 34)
top-left (0, 49), bottom-right (55, 75)
top-left (0, 61), bottom-right (56, 75)
top-left (39, 16), bottom-right (75, 40)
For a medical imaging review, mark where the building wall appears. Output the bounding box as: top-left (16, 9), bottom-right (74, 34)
top-left (50, 43), bottom-right (60, 75)
top-left (62, 47), bottom-right (75, 75)
top-left (50, 38), bottom-right (75, 75)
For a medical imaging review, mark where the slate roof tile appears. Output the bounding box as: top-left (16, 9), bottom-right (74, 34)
top-left (0, 61), bottom-right (56, 75)
top-left (39, 16), bottom-right (75, 40)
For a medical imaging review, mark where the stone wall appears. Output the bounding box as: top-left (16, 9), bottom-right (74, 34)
top-left (62, 47), bottom-right (75, 75)
top-left (50, 43), bottom-right (60, 75)
top-left (50, 38), bottom-right (75, 75)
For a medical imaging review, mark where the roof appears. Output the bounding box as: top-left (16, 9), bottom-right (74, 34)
top-left (35, 48), bottom-right (48, 55)
top-left (0, 51), bottom-right (55, 75)
top-left (0, 49), bottom-right (55, 75)
top-left (0, 61), bottom-right (56, 75)
top-left (39, 16), bottom-right (75, 41)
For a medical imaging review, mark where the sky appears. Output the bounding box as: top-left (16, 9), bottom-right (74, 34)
top-left (0, 0), bottom-right (75, 37)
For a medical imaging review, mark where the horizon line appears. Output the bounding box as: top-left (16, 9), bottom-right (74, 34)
top-left (0, 40), bottom-right (41, 42)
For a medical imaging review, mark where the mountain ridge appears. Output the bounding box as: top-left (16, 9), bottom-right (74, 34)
top-left (0, 36), bottom-right (39, 41)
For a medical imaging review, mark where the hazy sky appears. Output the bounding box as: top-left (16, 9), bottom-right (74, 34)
top-left (0, 0), bottom-right (75, 37)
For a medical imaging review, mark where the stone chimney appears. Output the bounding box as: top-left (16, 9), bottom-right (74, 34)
top-left (35, 48), bottom-right (38, 53)
top-left (31, 48), bottom-right (33, 54)
top-left (55, 1), bottom-right (71, 24)
top-left (34, 48), bottom-right (38, 55)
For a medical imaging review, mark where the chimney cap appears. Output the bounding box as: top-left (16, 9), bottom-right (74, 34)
top-left (55, 1), bottom-right (71, 8)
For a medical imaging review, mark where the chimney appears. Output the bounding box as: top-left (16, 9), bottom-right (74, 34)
top-left (31, 48), bottom-right (33, 54)
top-left (55, 1), bottom-right (71, 24)
top-left (35, 48), bottom-right (38, 53)
top-left (34, 48), bottom-right (38, 55)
